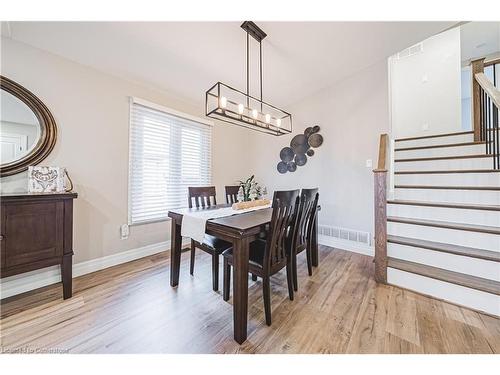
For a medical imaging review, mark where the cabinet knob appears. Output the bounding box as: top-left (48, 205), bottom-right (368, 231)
top-left (0, 235), bottom-right (4, 240)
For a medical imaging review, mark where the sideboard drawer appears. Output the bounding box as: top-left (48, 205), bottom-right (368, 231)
top-left (2, 201), bottom-right (64, 268)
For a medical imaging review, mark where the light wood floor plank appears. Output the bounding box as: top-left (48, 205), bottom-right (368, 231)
top-left (1, 246), bottom-right (498, 354)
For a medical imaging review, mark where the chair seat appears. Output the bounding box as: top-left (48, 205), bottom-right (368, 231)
top-left (222, 239), bottom-right (266, 268)
top-left (196, 234), bottom-right (231, 252)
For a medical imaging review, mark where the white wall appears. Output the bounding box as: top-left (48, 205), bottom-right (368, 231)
top-left (0, 37), bottom-right (251, 264)
top-left (390, 27), bottom-right (462, 139)
top-left (246, 60), bottom-right (389, 237)
top-left (460, 66), bottom-right (472, 131)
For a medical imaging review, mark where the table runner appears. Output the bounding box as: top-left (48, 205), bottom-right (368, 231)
top-left (181, 204), bottom-right (271, 243)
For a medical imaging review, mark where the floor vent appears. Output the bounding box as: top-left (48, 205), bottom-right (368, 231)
top-left (318, 225), bottom-right (371, 246)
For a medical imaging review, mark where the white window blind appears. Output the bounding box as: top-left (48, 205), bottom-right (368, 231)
top-left (128, 98), bottom-right (212, 225)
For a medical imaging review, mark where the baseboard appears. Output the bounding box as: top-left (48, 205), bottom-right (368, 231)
top-left (318, 235), bottom-right (374, 257)
top-left (0, 239), bottom-right (190, 299)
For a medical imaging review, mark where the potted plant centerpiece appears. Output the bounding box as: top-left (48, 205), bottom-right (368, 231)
top-left (233, 176), bottom-right (270, 210)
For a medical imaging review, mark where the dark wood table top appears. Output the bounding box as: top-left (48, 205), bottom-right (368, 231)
top-left (168, 203), bottom-right (319, 238)
top-left (168, 204), bottom-right (272, 237)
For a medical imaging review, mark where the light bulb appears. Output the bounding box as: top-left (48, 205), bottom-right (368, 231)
top-left (220, 96), bottom-right (227, 108)
top-left (238, 104), bottom-right (244, 114)
top-left (265, 114), bottom-right (271, 123)
top-left (252, 109), bottom-right (258, 119)
top-left (276, 118), bottom-right (282, 127)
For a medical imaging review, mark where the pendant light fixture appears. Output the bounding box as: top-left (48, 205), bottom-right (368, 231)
top-left (205, 21), bottom-right (292, 136)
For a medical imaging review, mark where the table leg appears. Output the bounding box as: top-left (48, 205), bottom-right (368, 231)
top-left (170, 220), bottom-right (182, 287)
top-left (232, 236), bottom-right (249, 344)
top-left (311, 212), bottom-right (319, 267)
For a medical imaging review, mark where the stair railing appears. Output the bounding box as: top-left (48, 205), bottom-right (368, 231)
top-left (476, 73), bottom-right (500, 169)
top-left (373, 133), bottom-right (389, 283)
top-left (471, 58), bottom-right (500, 169)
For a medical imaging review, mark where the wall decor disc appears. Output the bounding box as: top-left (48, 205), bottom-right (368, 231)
top-left (287, 161), bottom-right (297, 172)
top-left (279, 147), bottom-right (295, 162)
top-left (304, 126), bottom-right (313, 137)
top-left (308, 133), bottom-right (323, 148)
top-left (295, 153), bottom-right (307, 166)
top-left (312, 125), bottom-right (321, 133)
top-left (277, 161), bottom-right (288, 174)
top-left (306, 149), bottom-right (315, 156)
top-left (290, 134), bottom-right (309, 154)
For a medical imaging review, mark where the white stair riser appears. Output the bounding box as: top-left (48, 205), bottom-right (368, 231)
top-left (388, 204), bottom-right (500, 227)
top-left (394, 189), bottom-right (500, 205)
top-left (387, 268), bottom-right (500, 316)
top-left (388, 243), bottom-right (500, 281)
top-left (387, 222), bottom-right (500, 252)
top-left (395, 144), bottom-right (486, 159)
top-left (395, 172), bottom-right (500, 186)
top-left (395, 157), bottom-right (494, 172)
top-left (395, 133), bottom-right (474, 148)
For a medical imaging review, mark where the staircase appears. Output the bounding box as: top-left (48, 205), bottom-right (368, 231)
top-left (379, 130), bottom-right (500, 316)
top-left (373, 56), bottom-right (500, 316)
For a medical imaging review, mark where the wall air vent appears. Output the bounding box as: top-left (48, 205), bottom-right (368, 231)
top-left (318, 225), bottom-right (371, 246)
top-left (396, 42), bottom-right (424, 60)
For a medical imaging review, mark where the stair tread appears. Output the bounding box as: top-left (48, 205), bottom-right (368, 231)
top-left (388, 257), bottom-right (500, 295)
top-left (395, 154), bottom-right (491, 162)
top-left (396, 169), bottom-right (500, 174)
top-left (387, 199), bottom-right (500, 211)
top-left (395, 131), bottom-right (473, 142)
top-left (387, 235), bottom-right (500, 262)
top-left (387, 216), bottom-right (500, 234)
top-left (395, 141), bottom-right (486, 151)
top-left (395, 185), bottom-right (500, 191)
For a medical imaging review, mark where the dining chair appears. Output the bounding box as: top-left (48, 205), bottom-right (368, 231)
top-left (188, 186), bottom-right (231, 291)
top-left (225, 185), bottom-right (240, 204)
top-left (222, 189), bottom-right (299, 326)
top-left (290, 188), bottom-right (319, 292)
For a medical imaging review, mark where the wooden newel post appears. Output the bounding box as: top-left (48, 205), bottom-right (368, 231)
top-left (471, 58), bottom-right (485, 142)
top-left (373, 170), bottom-right (387, 284)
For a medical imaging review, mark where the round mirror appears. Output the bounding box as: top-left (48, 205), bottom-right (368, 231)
top-left (0, 76), bottom-right (57, 177)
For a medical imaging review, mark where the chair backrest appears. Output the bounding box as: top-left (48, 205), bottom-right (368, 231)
top-left (264, 190), bottom-right (300, 272)
top-left (188, 186), bottom-right (217, 208)
top-left (293, 188), bottom-right (319, 251)
top-left (225, 185), bottom-right (240, 204)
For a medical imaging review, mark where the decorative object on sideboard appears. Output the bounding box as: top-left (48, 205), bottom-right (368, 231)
top-left (205, 22), bottom-right (292, 136)
top-left (277, 126), bottom-right (323, 174)
top-left (237, 175), bottom-right (267, 202)
top-left (0, 76), bottom-right (57, 177)
top-left (28, 166), bottom-right (74, 193)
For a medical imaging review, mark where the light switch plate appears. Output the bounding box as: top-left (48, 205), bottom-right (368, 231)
top-left (422, 123), bottom-right (429, 131)
top-left (120, 224), bottom-right (129, 239)
top-left (366, 159), bottom-right (373, 168)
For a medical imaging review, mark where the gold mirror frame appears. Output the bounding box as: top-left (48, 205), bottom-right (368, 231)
top-left (0, 76), bottom-right (57, 177)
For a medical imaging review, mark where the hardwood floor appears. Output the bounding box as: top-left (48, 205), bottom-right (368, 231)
top-left (1, 246), bottom-right (499, 354)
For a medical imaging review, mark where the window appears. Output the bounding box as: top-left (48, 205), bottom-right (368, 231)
top-left (128, 98), bottom-right (212, 225)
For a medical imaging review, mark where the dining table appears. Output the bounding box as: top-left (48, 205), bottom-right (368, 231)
top-left (168, 204), bottom-right (319, 344)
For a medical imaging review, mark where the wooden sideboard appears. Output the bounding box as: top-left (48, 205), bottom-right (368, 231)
top-left (0, 192), bottom-right (77, 299)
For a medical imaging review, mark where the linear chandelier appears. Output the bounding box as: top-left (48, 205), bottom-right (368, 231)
top-left (205, 21), bottom-right (292, 136)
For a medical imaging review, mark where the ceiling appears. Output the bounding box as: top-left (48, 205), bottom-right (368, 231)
top-left (460, 21), bottom-right (500, 62)
top-left (1, 22), bottom-right (455, 108)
